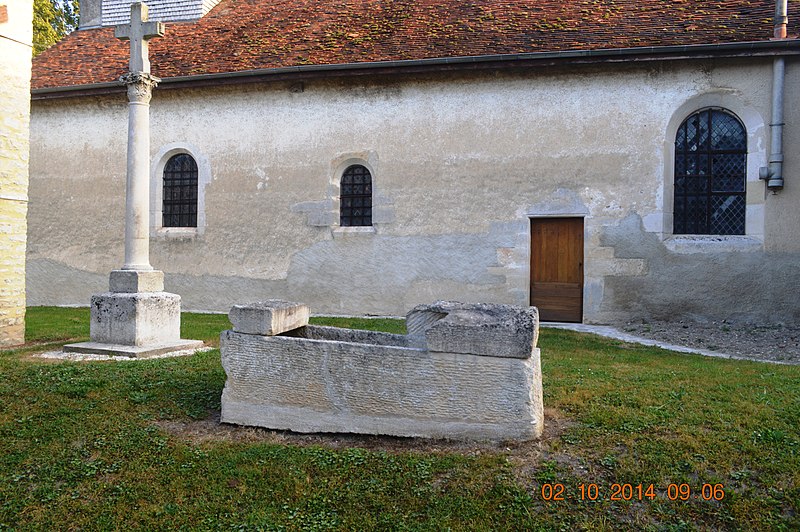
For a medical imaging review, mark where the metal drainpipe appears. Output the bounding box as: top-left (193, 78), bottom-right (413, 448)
top-left (761, 0), bottom-right (788, 192)
top-left (766, 57), bottom-right (786, 192)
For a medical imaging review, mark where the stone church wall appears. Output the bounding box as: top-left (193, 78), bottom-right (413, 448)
top-left (0, 1), bottom-right (32, 346)
top-left (27, 57), bottom-right (800, 324)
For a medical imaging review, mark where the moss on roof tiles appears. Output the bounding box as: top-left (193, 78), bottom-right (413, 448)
top-left (32, 0), bottom-right (799, 90)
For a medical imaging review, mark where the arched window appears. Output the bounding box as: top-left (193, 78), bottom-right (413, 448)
top-left (162, 153), bottom-right (198, 228)
top-left (673, 109), bottom-right (746, 235)
top-left (340, 164), bottom-right (372, 227)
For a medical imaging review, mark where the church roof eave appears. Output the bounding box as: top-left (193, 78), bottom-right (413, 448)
top-left (31, 39), bottom-right (800, 100)
top-left (31, 0), bottom-right (800, 94)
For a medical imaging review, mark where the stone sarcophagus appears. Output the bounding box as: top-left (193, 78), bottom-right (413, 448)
top-left (220, 300), bottom-right (543, 441)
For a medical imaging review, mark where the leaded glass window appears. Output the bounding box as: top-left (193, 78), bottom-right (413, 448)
top-left (673, 109), bottom-right (746, 235)
top-left (340, 165), bottom-right (372, 227)
top-left (163, 154), bottom-right (198, 228)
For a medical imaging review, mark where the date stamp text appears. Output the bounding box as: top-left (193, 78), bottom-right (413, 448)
top-left (539, 483), bottom-right (725, 502)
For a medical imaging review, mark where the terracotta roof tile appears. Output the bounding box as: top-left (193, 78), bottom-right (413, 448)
top-left (32, 0), bottom-right (800, 89)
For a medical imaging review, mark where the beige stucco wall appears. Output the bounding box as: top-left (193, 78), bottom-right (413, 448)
top-left (27, 56), bottom-right (800, 324)
top-left (766, 58), bottom-right (800, 253)
top-left (0, 1), bottom-right (33, 347)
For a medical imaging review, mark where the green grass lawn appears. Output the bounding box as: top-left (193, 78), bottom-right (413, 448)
top-left (1, 307), bottom-right (798, 530)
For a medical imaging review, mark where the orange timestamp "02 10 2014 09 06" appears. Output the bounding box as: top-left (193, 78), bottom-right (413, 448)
top-left (539, 482), bottom-right (726, 502)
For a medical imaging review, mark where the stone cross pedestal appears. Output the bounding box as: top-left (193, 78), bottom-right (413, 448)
top-left (64, 3), bottom-right (202, 358)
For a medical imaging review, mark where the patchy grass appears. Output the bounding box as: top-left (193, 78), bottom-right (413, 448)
top-left (0, 307), bottom-right (797, 529)
top-left (308, 316), bottom-right (407, 335)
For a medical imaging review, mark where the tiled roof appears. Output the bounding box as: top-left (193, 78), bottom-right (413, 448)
top-left (32, 0), bottom-right (800, 90)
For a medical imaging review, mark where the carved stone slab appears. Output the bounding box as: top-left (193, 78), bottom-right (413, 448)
top-left (229, 300), bottom-right (310, 336)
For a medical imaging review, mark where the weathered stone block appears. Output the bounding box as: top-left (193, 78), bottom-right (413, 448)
top-left (220, 300), bottom-right (544, 441)
top-left (406, 301), bottom-right (539, 358)
top-left (109, 269), bottom-right (164, 293)
top-left (221, 329), bottom-right (543, 440)
top-left (229, 300), bottom-right (309, 335)
top-left (88, 292), bottom-right (181, 346)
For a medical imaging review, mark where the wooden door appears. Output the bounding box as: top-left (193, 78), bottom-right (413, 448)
top-left (530, 218), bottom-right (584, 322)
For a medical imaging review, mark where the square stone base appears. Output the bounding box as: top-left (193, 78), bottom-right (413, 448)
top-left (89, 291), bottom-right (181, 346)
top-left (109, 269), bottom-right (164, 293)
top-left (63, 339), bottom-right (205, 358)
top-left (62, 291), bottom-right (203, 358)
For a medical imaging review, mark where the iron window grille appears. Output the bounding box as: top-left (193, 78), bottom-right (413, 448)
top-left (673, 108), bottom-right (747, 235)
top-left (340, 165), bottom-right (372, 227)
top-left (162, 153), bottom-right (198, 228)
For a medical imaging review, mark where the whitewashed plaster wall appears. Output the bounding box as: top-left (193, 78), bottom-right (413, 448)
top-left (27, 58), bottom-right (800, 324)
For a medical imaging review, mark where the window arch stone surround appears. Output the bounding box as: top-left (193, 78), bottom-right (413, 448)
top-left (331, 153), bottom-right (378, 235)
top-left (289, 151), bottom-right (395, 234)
top-left (661, 91), bottom-right (767, 251)
top-left (150, 142), bottom-right (212, 238)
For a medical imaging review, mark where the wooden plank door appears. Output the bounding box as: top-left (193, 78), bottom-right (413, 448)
top-left (530, 218), bottom-right (584, 322)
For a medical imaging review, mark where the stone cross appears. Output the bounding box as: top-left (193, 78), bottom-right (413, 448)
top-left (115, 2), bottom-right (163, 272)
top-left (62, 3), bottom-right (203, 358)
top-left (114, 2), bottom-right (164, 74)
